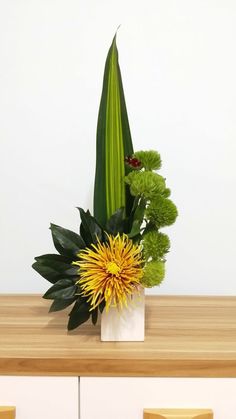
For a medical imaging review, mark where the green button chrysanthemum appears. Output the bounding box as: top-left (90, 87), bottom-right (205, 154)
top-left (143, 230), bottom-right (170, 261)
top-left (133, 150), bottom-right (162, 171)
top-left (125, 170), bottom-right (166, 199)
top-left (141, 260), bottom-right (165, 287)
top-left (146, 195), bottom-right (178, 227)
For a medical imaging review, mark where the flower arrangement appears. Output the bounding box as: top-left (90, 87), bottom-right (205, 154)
top-left (32, 35), bottom-right (178, 330)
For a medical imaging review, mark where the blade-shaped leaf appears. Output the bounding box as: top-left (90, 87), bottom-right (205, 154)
top-left (50, 224), bottom-right (85, 258)
top-left (94, 35), bottom-right (134, 227)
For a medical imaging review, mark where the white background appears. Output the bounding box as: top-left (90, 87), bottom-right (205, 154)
top-left (0, 0), bottom-right (235, 294)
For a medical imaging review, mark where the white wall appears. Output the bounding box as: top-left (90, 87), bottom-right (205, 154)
top-left (1, 0), bottom-right (235, 294)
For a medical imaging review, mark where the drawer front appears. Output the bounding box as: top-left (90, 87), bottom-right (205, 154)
top-left (0, 407), bottom-right (15, 419)
top-left (0, 377), bottom-right (78, 419)
top-left (80, 377), bottom-right (236, 419)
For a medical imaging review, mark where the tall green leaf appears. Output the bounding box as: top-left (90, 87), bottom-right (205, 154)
top-left (94, 34), bottom-right (134, 227)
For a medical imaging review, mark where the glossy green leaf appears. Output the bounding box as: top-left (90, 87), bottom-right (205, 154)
top-left (77, 208), bottom-right (102, 245)
top-left (49, 298), bottom-right (77, 312)
top-left (94, 35), bottom-right (134, 227)
top-left (35, 254), bottom-right (73, 263)
top-left (50, 224), bottom-right (85, 258)
top-left (68, 300), bottom-right (91, 330)
top-left (43, 279), bottom-right (77, 300)
top-left (98, 300), bottom-right (106, 314)
top-left (128, 197), bottom-right (146, 239)
top-left (105, 207), bottom-right (125, 235)
top-left (33, 254), bottom-right (78, 284)
top-left (91, 307), bottom-right (98, 325)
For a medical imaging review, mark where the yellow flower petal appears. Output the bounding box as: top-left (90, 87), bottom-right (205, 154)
top-left (74, 234), bottom-right (144, 311)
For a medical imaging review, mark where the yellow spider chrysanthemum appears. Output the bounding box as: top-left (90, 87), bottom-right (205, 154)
top-left (73, 234), bottom-right (144, 311)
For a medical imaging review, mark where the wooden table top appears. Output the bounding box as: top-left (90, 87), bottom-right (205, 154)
top-left (0, 295), bottom-right (236, 377)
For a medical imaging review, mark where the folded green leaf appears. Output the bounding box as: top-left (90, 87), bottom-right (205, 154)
top-left (49, 297), bottom-right (77, 312)
top-left (128, 197), bottom-right (146, 239)
top-left (68, 300), bottom-right (91, 330)
top-left (50, 224), bottom-right (85, 258)
top-left (77, 208), bottom-right (102, 245)
top-left (33, 254), bottom-right (78, 283)
top-left (32, 261), bottom-right (57, 284)
top-left (91, 307), bottom-right (98, 325)
top-left (105, 207), bottom-right (125, 235)
top-left (43, 279), bottom-right (77, 300)
top-left (94, 34), bottom-right (134, 227)
top-left (35, 254), bottom-right (73, 263)
top-left (99, 300), bottom-right (106, 314)
top-left (123, 195), bottom-right (139, 233)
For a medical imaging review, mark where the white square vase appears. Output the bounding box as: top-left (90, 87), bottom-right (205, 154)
top-left (101, 289), bottom-right (145, 342)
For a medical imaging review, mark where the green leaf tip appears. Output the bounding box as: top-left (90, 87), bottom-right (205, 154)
top-left (93, 32), bottom-right (134, 227)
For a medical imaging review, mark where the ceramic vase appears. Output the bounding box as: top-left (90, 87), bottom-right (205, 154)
top-left (101, 289), bottom-right (145, 342)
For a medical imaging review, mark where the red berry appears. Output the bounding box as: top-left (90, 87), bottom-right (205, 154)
top-left (125, 156), bottom-right (141, 168)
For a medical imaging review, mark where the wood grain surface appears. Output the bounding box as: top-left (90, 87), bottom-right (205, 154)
top-left (143, 409), bottom-right (213, 419)
top-left (0, 407), bottom-right (15, 419)
top-left (0, 295), bottom-right (236, 377)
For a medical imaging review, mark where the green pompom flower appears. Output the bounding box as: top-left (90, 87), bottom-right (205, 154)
top-left (143, 231), bottom-right (170, 261)
top-left (162, 188), bottom-right (171, 198)
top-left (146, 195), bottom-right (178, 227)
top-left (125, 171), bottom-right (166, 199)
top-left (141, 260), bottom-right (165, 287)
top-left (134, 150), bottom-right (162, 171)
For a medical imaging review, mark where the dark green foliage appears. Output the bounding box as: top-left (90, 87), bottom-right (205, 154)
top-left (99, 300), bottom-right (106, 314)
top-left (35, 254), bottom-right (73, 263)
top-left (49, 298), bottom-right (77, 312)
top-left (68, 299), bottom-right (91, 330)
top-left (43, 278), bottom-right (77, 299)
top-left (77, 208), bottom-right (103, 245)
top-left (128, 197), bottom-right (146, 239)
top-left (105, 207), bottom-right (125, 235)
top-left (50, 224), bottom-right (85, 258)
top-left (32, 254), bottom-right (78, 283)
top-left (91, 307), bottom-right (99, 325)
top-left (33, 206), bottom-right (129, 331)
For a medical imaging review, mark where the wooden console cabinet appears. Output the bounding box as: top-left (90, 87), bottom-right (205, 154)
top-left (0, 295), bottom-right (236, 418)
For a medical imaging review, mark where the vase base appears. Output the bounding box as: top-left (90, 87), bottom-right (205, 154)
top-left (101, 293), bottom-right (145, 342)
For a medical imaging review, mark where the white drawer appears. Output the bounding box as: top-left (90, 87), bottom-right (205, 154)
top-left (80, 377), bottom-right (236, 419)
top-left (0, 376), bottom-right (78, 419)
